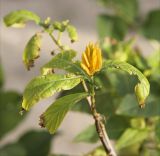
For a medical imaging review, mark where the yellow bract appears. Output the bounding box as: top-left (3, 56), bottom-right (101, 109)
top-left (81, 43), bottom-right (102, 76)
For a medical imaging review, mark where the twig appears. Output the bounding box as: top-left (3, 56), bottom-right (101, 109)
top-left (82, 80), bottom-right (117, 156)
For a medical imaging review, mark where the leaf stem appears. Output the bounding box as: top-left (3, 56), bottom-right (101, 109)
top-left (82, 80), bottom-right (117, 156)
top-left (49, 33), bottom-right (64, 50)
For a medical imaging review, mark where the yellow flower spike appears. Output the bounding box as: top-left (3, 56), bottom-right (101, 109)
top-left (81, 43), bottom-right (102, 76)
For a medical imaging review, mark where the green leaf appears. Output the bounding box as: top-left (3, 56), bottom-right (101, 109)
top-left (141, 10), bottom-right (160, 40)
top-left (22, 74), bottom-right (82, 111)
top-left (0, 62), bottom-right (4, 89)
top-left (0, 143), bottom-right (26, 156)
top-left (155, 119), bottom-right (160, 142)
top-left (23, 33), bottom-right (42, 70)
top-left (116, 128), bottom-right (149, 150)
top-left (116, 94), bottom-right (160, 117)
top-left (98, 0), bottom-right (138, 24)
top-left (103, 60), bottom-right (150, 107)
top-left (3, 10), bottom-right (41, 27)
top-left (0, 91), bottom-right (25, 138)
top-left (74, 115), bottom-right (130, 143)
top-left (41, 50), bottom-right (78, 74)
top-left (74, 125), bottom-right (98, 143)
top-left (18, 130), bottom-right (52, 156)
top-left (42, 93), bottom-right (88, 134)
top-left (66, 25), bottom-right (78, 42)
top-left (97, 15), bottom-right (128, 40)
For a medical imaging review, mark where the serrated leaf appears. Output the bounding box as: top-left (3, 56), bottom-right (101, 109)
top-left (42, 93), bottom-right (88, 134)
top-left (116, 128), bottom-right (149, 150)
top-left (41, 50), bottom-right (79, 74)
top-left (3, 10), bottom-right (41, 27)
top-left (18, 130), bottom-right (52, 156)
top-left (22, 74), bottom-right (82, 111)
top-left (103, 60), bottom-right (150, 107)
top-left (141, 10), bottom-right (160, 40)
top-left (23, 33), bottom-right (42, 70)
top-left (97, 14), bottom-right (128, 40)
top-left (66, 25), bottom-right (78, 42)
top-left (116, 94), bottom-right (160, 117)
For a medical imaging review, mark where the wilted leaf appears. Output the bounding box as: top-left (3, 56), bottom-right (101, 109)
top-left (141, 10), bottom-right (160, 40)
top-left (103, 60), bottom-right (150, 107)
top-left (0, 91), bottom-right (24, 138)
top-left (116, 94), bottom-right (160, 117)
top-left (66, 25), bottom-right (78, 42)
top-left (97, 15), bottom-right (128, 40)
top-left (23, 33), bottom-right (42, 70)
top-left (22, 74), bottom-right (82, 111)
top-left (18, 130), bottom-right (52, 156)
top-left (42, 93), bottom-right (88, 134)
top-left (116, 128), bottom-right (149, 150)
top-left (3, 10), bottom-right (41, 27)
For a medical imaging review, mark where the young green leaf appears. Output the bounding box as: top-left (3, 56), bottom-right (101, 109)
top-left (116, 128), bottom-right (149, 150)
top-left (41, 50), bottom-right (77, 74)
top-left (3, 10), bottom-right (41, 27)
top-left (103, 60), bottom-right (150, 107)
top-left (41, 93), bottom-right (88, 134)
top-left (66, 25), bottom-right (78, 42)
top-left (22, 74), bottom-right (82, 111)
top-left (23, 33), bottom-right (42, 70)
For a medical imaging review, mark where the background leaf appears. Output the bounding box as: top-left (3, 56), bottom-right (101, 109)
top-left (97, 15), bottom-right (128, 40)
top-left (0, 143), bottom-right (26, 156)
top-left (22, 74), bottom-right (82, 111)
top-left (42, 93), bottom-right (88, 134)
top-left (18, 130), bottom-right (52, 156)
top-left (3, 10), bottom-right (41, 27)
top-left (116, 128), bottom-right (149, 150)
top-left (141, 10), bottom-right (160, 40)
top-left (23, 33), bottom-right (42, 70)
top-left (0, 91), bottom-right (24, 139)
top-left (116, 94), bottom-right (160, 117)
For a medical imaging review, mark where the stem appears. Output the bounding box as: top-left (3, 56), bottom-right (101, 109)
top-left (82, 80), bottom-right (117, 156)
top-left (49, 33), bottom-right (64, 50)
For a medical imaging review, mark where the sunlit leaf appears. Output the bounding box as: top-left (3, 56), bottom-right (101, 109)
top-left (42, 93), bottom-right (88, 134)
top-left (66, 25), bottom-right (78, 42)
top-left (23, 33), bottom-right (42, 70)
top-left (3, 10), bottom-right (41, 27)
top-left (22, 74), bottom-right (82, 111)
top-left (103, 60), bottom-right (150, 107)
top-left (41, 50), bottom-right (79, 74)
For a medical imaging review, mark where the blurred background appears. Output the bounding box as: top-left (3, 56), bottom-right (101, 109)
top-left (0, 0), bottom-right (160, 156)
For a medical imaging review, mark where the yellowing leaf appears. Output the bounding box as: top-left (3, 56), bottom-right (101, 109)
top-left (3, 10), bottom-right (41, 27)
top-left (23, 33), bottom-right (42, 70)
